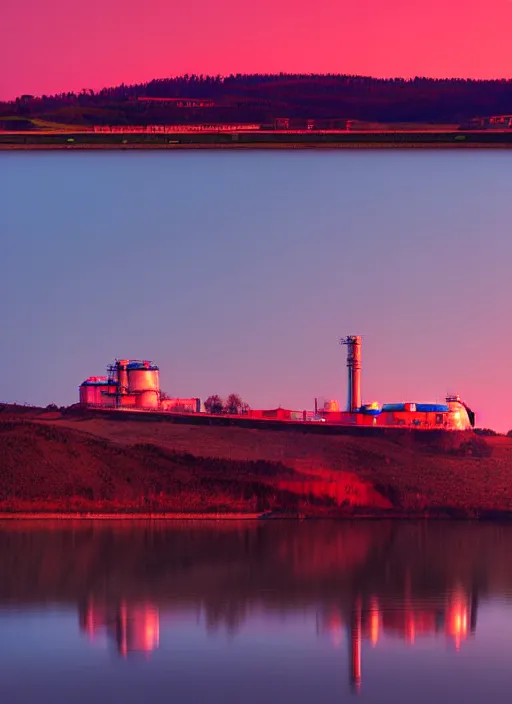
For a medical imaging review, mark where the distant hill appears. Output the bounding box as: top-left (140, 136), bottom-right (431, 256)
top-left (2, 74), bottom-right (512, 128)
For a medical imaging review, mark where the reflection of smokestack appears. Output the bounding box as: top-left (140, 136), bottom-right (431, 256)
top-left (349, 598), bottom-right (362, 694)
top-left (341, 336), bottom-right (362, 412)
top-left (79, 598), bottom-right (108, 638)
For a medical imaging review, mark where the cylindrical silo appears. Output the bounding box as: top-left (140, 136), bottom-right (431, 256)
top-left (79, 378), bottom-right (117, 407)
top-left (79, 383), bottom-right (90, 406)
top-left (136, 390), bottom-right (159, 409)
top-left (127, 361), bottom-right (160, 393)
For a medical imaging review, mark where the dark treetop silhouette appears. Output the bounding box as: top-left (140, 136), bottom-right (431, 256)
top-left (3, 73), bottom-right (512, 127)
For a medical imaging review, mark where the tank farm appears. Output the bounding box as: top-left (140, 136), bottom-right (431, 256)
top-left (79, 336), bottom-right (475, 431)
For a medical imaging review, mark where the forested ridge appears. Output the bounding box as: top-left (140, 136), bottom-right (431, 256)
top-left (3, 73), bottom-right (512, 127)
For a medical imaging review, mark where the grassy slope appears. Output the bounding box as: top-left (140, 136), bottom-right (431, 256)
top-left (0, 405), bottom-right (510, 517)
top-left (55, 413), bottom-right (511, 514)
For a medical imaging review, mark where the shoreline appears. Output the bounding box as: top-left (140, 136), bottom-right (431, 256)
top-left (0, 512), bottom-right (265, 521)
top-left (1, 510), bottom-right (512, 521)
top-left (2, 130), bottom-right (512, 151)
top-left (2, 141), bottom-right (512, 151)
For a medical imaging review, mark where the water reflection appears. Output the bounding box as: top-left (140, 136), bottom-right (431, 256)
top-left (319, 586), bottom-right (477, 693)
top-left (80, 599), bottom-right (160, 656)
top-left (1, 521), bottom-right (511, 703)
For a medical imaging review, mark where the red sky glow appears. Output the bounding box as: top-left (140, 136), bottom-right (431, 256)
top-left (2, 0), bottom-right (512, 99)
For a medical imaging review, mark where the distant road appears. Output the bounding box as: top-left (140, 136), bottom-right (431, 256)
top-left (2, 129), bottom-right (512, 149)
top-left (3, 128), bottom-right (512, 135)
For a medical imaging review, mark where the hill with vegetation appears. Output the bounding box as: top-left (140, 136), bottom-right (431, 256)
top-left (0, 404), bottom-right (511, 518)
top-left (2, 74), bottom-right (512, 130)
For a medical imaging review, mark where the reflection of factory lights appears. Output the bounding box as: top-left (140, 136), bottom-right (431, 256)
top-left (144, 614), bottom-right (160, 650)
top-left (406, 614), bottom-right (415, 646)
top-left (369, 598), bottom-right (380, 647)
top-left (118, 602), bottom-right (160, 657)
top-left (83, 604), bottom-right (96, 638)
top-left (324, 610), bottom-right (344, 648)
top-left (79, 599), bottom-right (159, 657)
top-left (446, 591), bottom-right (469, 651)
top-left (318, 586), bottom-right (475, 697)
top-left (80, 599), bottom-right (108, 641)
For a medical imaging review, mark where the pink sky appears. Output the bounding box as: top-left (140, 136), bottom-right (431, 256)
top-left (2, 0), bottom-right (512, 100)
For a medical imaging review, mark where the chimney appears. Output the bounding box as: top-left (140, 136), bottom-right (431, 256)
top-left (341, 336), bottom-right (362, 412)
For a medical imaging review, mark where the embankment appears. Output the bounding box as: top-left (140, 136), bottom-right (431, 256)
top-left (0, 405), bottom-right (510, 518)
top-left (2, 130), bottom-right (512, 150)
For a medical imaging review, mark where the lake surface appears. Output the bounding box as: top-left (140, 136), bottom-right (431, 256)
top-left (1, 520), bottom-right (512, 703)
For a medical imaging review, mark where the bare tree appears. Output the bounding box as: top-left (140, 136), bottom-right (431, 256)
top-left (204, 395), bottom-right (224, 414)
top-left (225, 393), bottom-right (243, 414)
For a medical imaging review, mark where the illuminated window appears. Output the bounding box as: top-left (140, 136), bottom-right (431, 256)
top-left (435, 414), bottom-right (443, 424)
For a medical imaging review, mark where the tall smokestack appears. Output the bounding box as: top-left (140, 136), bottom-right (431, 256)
top-left (340, 336), bottom-right (362, 412)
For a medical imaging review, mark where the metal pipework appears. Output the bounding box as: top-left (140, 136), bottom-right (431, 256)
top-left (340, 335), bottom-right (362, 412)
top-left (117, 360), bottom-right (129, 395)
top-left (114, 359), bottom-right (129, 409)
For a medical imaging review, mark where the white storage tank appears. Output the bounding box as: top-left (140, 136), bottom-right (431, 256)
top-left (79, 378), bottom-right (116, 407)
top-left (445, 395), bottom-right (473, 430)
top-left (127, 361), bottom-right (160, 393)
top-left (136, 389), bottom-right (160, 409)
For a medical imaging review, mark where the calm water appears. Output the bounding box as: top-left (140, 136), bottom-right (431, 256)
top-left (1, 520), bottom-right (512, 703)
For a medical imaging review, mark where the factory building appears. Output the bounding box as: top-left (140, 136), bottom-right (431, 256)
top-left (246, 337), bottom-right (474, 430)
top-left (79, 359), bottom-right (199, 413)
top-left (79, 337), bottom-right (475, 430)
top-left (317, 335), bottom-right (475, 430)
top-left (247, 408), bottom-right (318, 422)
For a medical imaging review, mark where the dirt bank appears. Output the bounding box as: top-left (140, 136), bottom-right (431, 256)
top-left (2, 130), bottom-right (512, 151)
top-left (0, 405), bottom-right (509, 517)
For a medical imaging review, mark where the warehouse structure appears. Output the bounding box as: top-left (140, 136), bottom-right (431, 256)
top-left (79, 336), bottom-right (475, 430)
top-left (79, 359), bottom-right (199, 413)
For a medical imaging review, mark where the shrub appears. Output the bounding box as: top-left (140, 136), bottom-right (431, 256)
top-left (204, 395), bottom-right (224, 415)
top-left (449, 435), bottom-right (493, 458)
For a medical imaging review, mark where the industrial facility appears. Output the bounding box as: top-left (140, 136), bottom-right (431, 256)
top-left (78, 336), bottom-right (475, 430)
top-left (79, 359), bottom-right (200, 413)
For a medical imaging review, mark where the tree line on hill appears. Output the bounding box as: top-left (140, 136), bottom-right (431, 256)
top-left (4, 73), bottom-right (512, 125)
